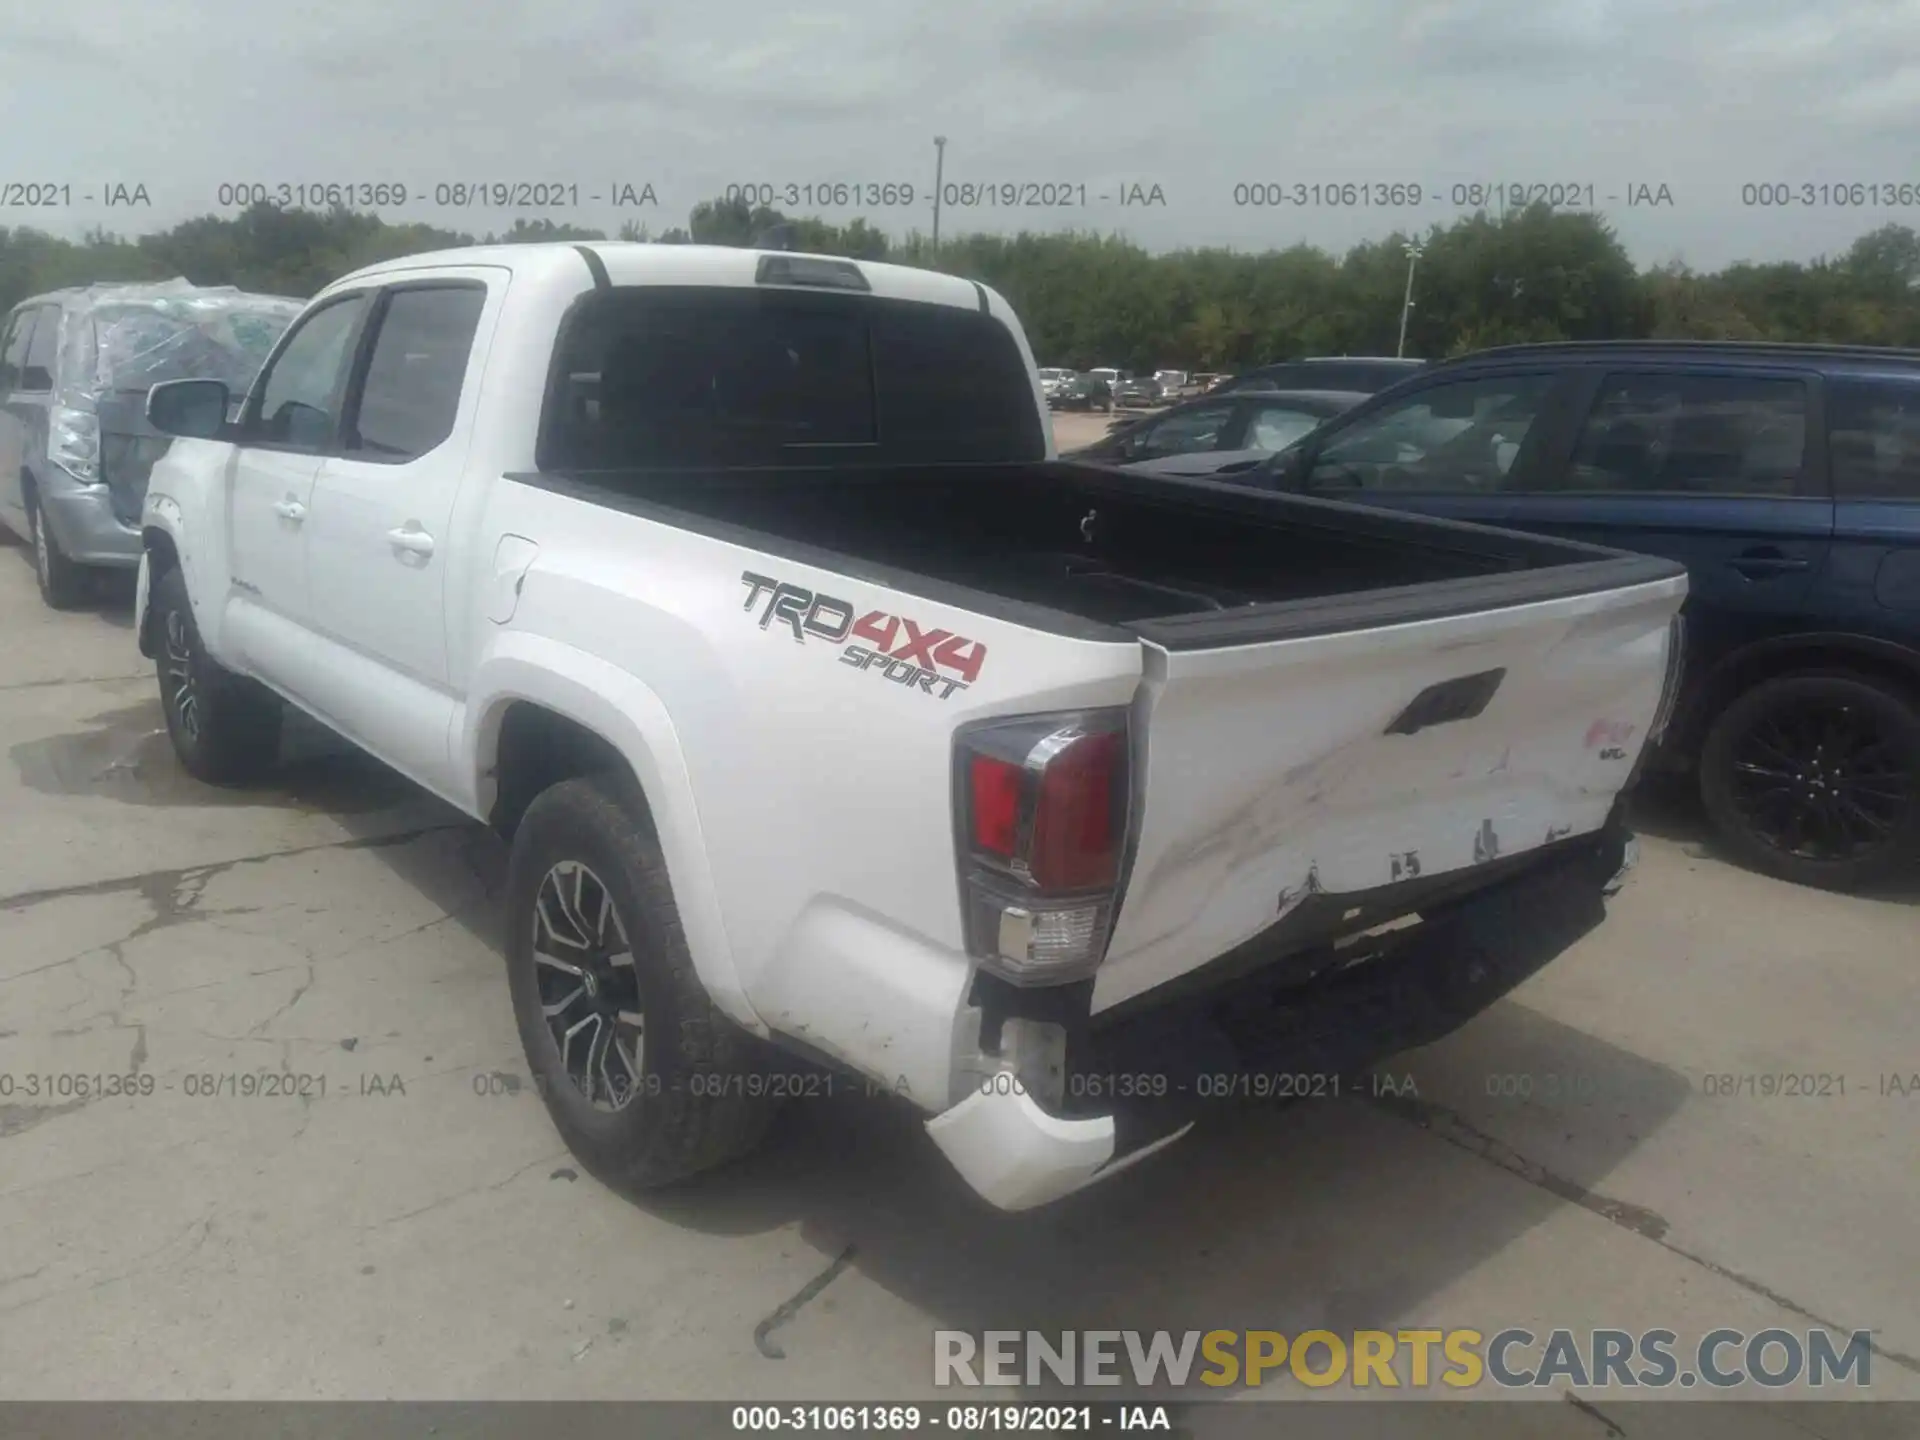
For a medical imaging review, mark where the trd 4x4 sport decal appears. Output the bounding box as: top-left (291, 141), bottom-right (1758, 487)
top-left (740, 571), bottom-right (988, 700)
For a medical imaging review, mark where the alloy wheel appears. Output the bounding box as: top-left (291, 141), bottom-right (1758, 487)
top-left (532, 860), bottom-right (647, 1111)
top-left (162, 609), bottom-right (201, 742)
top-left (1726, 696), bottom-right (1914, 864)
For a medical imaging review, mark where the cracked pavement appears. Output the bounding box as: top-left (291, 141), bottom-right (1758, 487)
top-left (0, 529), bottom-right (1916, 1418)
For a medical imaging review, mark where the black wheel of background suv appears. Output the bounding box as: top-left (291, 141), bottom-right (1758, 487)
top-left (150, 565), bottom-right (284, 785)
top-left (504, 772), bottom-right (780, 1192)
top-left (1698, 670), bottom-right (1920, 891)
top-left (26, 492), bottom-right (91, 610)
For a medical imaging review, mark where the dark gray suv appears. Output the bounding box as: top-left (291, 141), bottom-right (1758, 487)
top-left (0, 280), bottom-right (301, 607)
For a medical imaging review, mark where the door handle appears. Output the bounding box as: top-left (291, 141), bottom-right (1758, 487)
top-left (1728, 547), bottom-right (1810, 579)
top-left (272, 498), bottom-right (307, 522)
top-left (386, 525), bottom-right (435, 558)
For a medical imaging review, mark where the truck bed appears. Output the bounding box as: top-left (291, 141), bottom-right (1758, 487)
top-left (524, 460), bottom-right (1679, 647)
top-left (511, 455), bottom-right (1685, 1014)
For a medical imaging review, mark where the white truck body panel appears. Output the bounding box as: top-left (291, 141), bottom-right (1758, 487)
top-left (1096, 575), bottom-right (1682, 1011)
top-left (464, 479), bottom-right (1144, 1095)
top-left (135, 241), bottom-right (1684, 1209)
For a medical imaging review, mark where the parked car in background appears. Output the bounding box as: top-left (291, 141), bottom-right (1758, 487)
top-left (1153, 369), bottom-right (1189, 400)
top-left (1243, 340), bottom-right (1920, 890)
top-left (0, 279), bottom-right (302, 608)
top-left (1050, 373), bottom-right (1114, 412)
top-left (1113, 375), bottom-right (1161, 409)
top-left (1088, 366), bottom-right (1120, 388)
top-left (1066, 389), bottom-right (1364, 474)
top-left (1037, 367), bottom-right (1073, 400)
top-left (1215, 356), bottom-right (1427, 397)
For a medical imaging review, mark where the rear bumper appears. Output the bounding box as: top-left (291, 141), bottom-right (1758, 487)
top-left (38, 474), bottom-right (141, 567)
top-left (925, 816), bottom-right (1632, 1210)
top-left (926, 1084), bottom-right (1193, 1211)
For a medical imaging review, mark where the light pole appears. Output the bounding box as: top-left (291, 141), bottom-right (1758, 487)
top-left (1397, 241), bottom-right (1424, 359)
top-left (931, 136), bottom-right (947, 256)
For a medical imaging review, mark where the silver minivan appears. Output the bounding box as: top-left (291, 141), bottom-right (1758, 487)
top-left (0, 279), bottom-right (300, 607)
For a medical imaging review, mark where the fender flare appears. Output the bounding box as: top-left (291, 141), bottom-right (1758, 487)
top-left (136, 499), bottom-right (192, 658)
top-left (461, 633), bottom-right (763, 1035)
top-left (137, 489), bottom-right (235, 664)
top-left (1672, 629), bottom-right (1920, 750)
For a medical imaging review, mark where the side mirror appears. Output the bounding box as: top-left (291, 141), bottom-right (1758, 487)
top-left (1268, 446), bottom-right (1308, 486)
top-left (147, 379), bottom-right (232, 440)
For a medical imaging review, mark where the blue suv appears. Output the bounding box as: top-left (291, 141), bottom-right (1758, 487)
top-left (1251, 341), bottom-right (1920, 891)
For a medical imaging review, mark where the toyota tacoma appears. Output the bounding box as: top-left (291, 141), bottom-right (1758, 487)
top-left (132, 241), bottom-right (1686, 1209)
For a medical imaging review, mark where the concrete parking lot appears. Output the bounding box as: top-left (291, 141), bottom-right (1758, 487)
top-left (0, 497), bottom-right (1916, 1425)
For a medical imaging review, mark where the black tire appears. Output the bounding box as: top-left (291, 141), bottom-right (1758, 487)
top-left (1698, 670), bottom-right (1920, 891)
top-left (505, 772), bottom-right (779, 1192)
top-left (151, 564), bottom-right (284, 785)
top-left (26, 493), bottom-right (91, 610)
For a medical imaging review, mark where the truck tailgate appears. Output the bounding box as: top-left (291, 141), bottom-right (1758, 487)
top-left (1093, 569), bottom-right (1686, 1013)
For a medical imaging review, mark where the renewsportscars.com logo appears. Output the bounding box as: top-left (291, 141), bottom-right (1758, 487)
top-left (933, 1327), bottom-right (1876, 1391)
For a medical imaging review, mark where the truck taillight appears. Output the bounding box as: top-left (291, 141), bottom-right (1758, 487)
top-left (955, 710), bottom-right (1131, 986)
top-left (1031, 730), bottom-right (1124, 890)
top-left (969, 754), bottom-right (1024, 859)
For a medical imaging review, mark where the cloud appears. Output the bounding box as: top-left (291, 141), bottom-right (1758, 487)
top-left (999, 0), bottom-right (1242, 88)
top-left (1, 0), bottom-right (1915, 268)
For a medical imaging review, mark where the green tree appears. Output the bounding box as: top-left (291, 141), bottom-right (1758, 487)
top-left (485, 218), bottom-right (609, 245)
top-left (6, 201), bottom-right (1920, 365)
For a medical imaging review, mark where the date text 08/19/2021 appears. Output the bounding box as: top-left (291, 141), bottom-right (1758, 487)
top-left (730, 1404), bottom-right (1172, 1432)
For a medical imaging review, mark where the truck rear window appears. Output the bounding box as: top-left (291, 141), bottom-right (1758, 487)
top-left (539, 286), bottom-right (1046, 470)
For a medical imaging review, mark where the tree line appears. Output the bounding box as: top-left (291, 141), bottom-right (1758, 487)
top-left (6, 197), bottom-right (1920, 375)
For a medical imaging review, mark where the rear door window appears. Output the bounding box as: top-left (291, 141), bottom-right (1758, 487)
top-left (1559, 372), bottom-right (1809, 496)
top-left (344, 285), bottom-right (487, 462)
top-left (1827, 378), bottom-right (1920, 500)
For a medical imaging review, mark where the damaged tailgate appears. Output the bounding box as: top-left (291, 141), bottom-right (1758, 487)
top-left (1093, 560), bottom-right (1686, 1013)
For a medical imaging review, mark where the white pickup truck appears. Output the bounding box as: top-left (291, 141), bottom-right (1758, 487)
top-left (134, 242), bottom-right (1686, 1210)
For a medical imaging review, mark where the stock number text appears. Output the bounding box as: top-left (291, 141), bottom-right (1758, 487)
top-left (1742, 182), bottom-right (1920, 208)
top-left (725, 182), bottom-right (917, 208)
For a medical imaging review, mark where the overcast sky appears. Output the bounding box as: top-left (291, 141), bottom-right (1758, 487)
top-left (5, 0), bottom-right (1919, 268)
